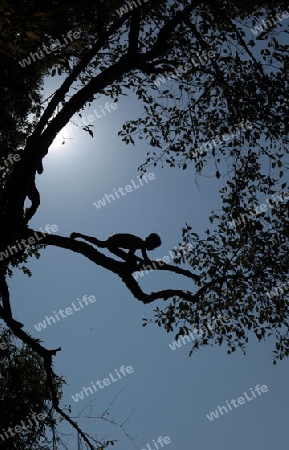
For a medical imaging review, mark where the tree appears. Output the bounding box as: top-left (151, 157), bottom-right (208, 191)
top-left (0, 327), bottom-right (62, 450)
top-left (0, 0), bottom-right (288, 448)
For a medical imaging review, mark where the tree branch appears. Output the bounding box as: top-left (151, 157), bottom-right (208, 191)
top-left (183, 16), bottom-right (238, 118)
top-left (25, 230), bottom-right (203, 302)
top-left (0, 281), bottom-right (101, 450)
top-left (0, 2), bottom-right (203, 236)
top-left (128, 10), bottom-right (142, 56)
top-left (25, 230), bottom-right (246, 308)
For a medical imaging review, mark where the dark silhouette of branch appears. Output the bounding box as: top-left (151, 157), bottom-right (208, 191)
top-left (183, 16), bottom-right (238, 117)
top-left (135, 259), bottom-right (200, 281)
top-left (30, 4), bottom-right (145, 142)
top-left (27, 229), bottom-right (198, 303)
top-left (0, 287), bottom-right (99, 450)
top-left (29, 230), bottom-right (262, 309)
top-left (0, 268), bottom-right (24, 328)
top-left (0, 2), bottom-right (204, 239)
top-left (128, 10), bottom-right (142, 56)
top-left (72, 388), bottom-right (137, 448)
top-left (25, 229), bottom-right (249, 305)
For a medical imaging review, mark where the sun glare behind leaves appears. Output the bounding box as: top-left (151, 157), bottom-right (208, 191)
top-left (50, 125), bottom-right (73, 151)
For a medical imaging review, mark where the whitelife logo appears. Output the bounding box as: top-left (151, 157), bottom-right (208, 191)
top-left (34, 295), bottom-right (96, 331)
top-left (71, 365), bottom-right (134, 402)
top-left (93, 173), bottom-right (155, 210)
top-left (18, 30), bottom-right (80, 68)
top-left (116, 0), bottom-right (149, 18)
top-left (250, 10), bottom-right (289, 35)
top-left (228, 191), bottom-right (289, 229)
top-left (140, 435), bottom-right (171, 450)
top-left (0, 153), bottom-right (20, 171)
top-left (265, 280), bottom-right (289, 300)
top-left (133, 246), bottom-right (188, 280)
top-left (0, 412), bottom-right (46, 443)
top-left (190, 121), bottom-right (252, 159)
top-left (68, 101), bottom-right (118, 132)
top-left (154, 50), bottom-right (215, 87)
top-left (0, 224), bottom-right (58, 261)
top-left (206, 384), bottom-right (269, 421)
top-left (168, 314), bottom-right (230, 351)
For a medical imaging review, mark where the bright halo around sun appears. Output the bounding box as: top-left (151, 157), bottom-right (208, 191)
top-left (50, 125), bottom-right (73, 151)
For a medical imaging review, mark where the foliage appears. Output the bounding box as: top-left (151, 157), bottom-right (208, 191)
top-left (0, 0), bottom-right (288, 448)
top-left (0, 327), bottom-right (62, 449)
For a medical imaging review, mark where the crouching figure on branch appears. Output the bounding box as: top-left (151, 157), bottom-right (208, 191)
top-left (70, 232), bottom-right (162, 262)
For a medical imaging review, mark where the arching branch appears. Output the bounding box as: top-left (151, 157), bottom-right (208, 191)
top-left (0, 2), bottom-right (204, 239)
top-left (25, 230), bottom-right (200, 299)
top-left (25, 229), bottom-right (245, 306)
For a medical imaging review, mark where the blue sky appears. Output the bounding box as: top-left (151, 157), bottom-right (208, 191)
top-left (8, 73), bottom-right (289, 450)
